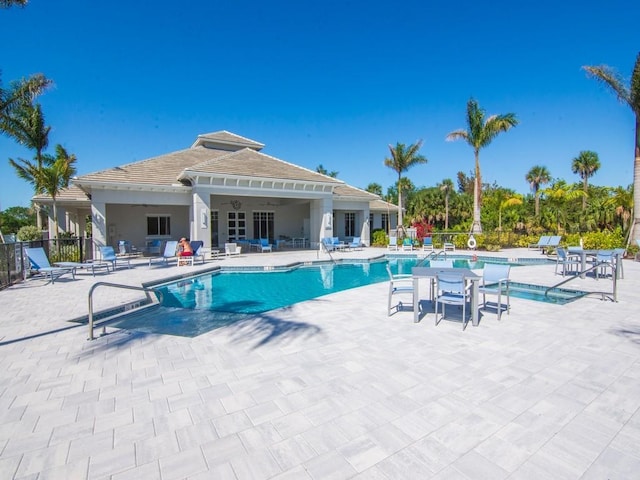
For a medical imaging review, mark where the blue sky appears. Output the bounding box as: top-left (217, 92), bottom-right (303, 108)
top-left (1, 0), bottom-right (639, 210)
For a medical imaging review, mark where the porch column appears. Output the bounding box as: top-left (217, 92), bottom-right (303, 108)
top-left (310, 197), bottom-right (333, 248)
top-left (91, 201), bottom-right (107, 257)
top-left (192, 188), bottom-right (211, 248)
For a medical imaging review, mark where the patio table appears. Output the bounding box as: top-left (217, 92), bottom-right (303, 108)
top-left (412, 267), bottom-right (481, 326)
top-left (567, 248), bottom-right (623, 279)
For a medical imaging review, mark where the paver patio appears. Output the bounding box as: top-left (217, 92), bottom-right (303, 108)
top-left (1, 248), bottom-right (639, 479)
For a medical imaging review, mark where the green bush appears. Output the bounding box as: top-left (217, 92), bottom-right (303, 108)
top-left (371, 229), bottom-right (388, 247)
top-left (17, 225), bottom-right (42, 241)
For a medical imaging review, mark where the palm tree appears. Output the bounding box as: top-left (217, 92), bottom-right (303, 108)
top-left (438, 178), bottom-right (455, 230)
top-left (384, 141), bottom-right (427, 229)
top-left (498, 194), bottom-right (523, 232)
top-left (446, 98), bottom-right (518, 234)
top-left (38, 145), bottom-right (77, 238)
top-left (541, 180), bottom-right (585, 234)
top-left (5, 102), bottom-right (50, 169)
top-left (365, 182), bottom-right (383, 196)
top-left (0, 0), bottom-right (29, 7)
top-left (525, 165), bottom-right (552, 217)
top-left (571, 150), bottom-right (601, 209)
top-left (0, 73), bottom-right (51, 134)
top-left (583, 52), bottom-right (640, 242)
top-left (315, 164), bottom-right (338, 178)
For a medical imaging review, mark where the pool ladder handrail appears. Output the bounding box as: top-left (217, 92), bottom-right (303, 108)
top-left (544, 262), bottom-right (618, 302)
top-left (87, 281), bottom-right (164, 340)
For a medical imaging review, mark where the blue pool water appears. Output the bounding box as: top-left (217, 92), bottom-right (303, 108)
top-left (106, 255), bottom-right (575, 337)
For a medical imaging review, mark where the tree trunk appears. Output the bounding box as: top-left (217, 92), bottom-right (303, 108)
top-left (471, 150), bottom-right (482, 234)
top-left (632, 114), bottom-right (640, 244)
top-left (396, 173), bottom-right (403, 232)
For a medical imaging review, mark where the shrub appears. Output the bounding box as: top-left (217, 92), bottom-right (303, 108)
top-left (17, 225), bottom-right (42, 241)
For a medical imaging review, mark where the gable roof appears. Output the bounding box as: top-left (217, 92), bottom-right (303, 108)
top-left (191, 130), bottom-right (265, 151)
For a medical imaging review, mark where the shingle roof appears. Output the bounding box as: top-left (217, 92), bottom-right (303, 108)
top-left (182, 148), bottom-right (343, 184)
top-left (191, 130), bottom-right (265, 150)
top-left (32, 184), bottom-right (90, 203)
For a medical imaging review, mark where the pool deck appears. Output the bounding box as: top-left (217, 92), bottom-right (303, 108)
top-left (1, 247), bottom-right (639, 479)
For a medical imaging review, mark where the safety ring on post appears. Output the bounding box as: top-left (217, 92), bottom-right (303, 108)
top-left (467, 235), bottom-right (477, 250)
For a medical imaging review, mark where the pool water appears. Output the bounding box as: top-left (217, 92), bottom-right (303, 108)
top-left (106, 256), bottom-right (575, 337)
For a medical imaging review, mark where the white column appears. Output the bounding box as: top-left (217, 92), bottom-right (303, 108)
top-left (192, 188), bottom-right (211, 248)
top-left (91, 201), bottom-right (107, 258)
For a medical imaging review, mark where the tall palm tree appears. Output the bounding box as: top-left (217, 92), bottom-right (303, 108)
top-left (446, 98), bottom-right (518, 234)
top-left (583, 52), bottom-right (640, 242)
top-left (438, 178), bottom-right (455, 230)
top-left (0, 73), bottom-right (51, 133)
top-left (571, 150), bottom-right (601, 210)
top-left (5, 102), bottom-right (50, 169)
top-left (498, 194), bottom-right (523, 232)
top-left (525, 165), bottom-right (552, 217)
top-left (0, 0), bottom-right (29, 7)
top-left (384, 141), bottom-right (427, 229)
top-left (541, 180), bottom-right (585, 234)
top-left (39, 145), bottom-right (77, 238)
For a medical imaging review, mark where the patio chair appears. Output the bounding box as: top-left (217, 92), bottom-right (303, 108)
top-left (590, 250), bottom-right (615, 279)
top-left (387, 236), bottom-right (398, 251)
top-left (478, 263), bottom-right (510, 320)
top-left (148, 241), bottom-right (179, 266)
top-left (386, 263), bottom-right (414, 316)
top-left (99, 246), bottom-right (131, 270)
top-left (528, 235), bottom-right (550, 250)
top-left (555, 247), bottom-right (580, 276)
top-left (224, 243), bottom-right (242, 256)
top-left (434, 272), bottom-right (472, 330)
top-left (348, 237), bottom-right (362, 250)
top-left (258, 238), bottom-right (273, 253)
top-left (422, 237), bottom-right (433, 252)
top-left (24, 247), bottom-right (77, 284)
top-left (443, 242), bottom-right (456, 252)
top-left (321, 237), bottom-right (335, 252)
top-left (402, 238), bottom-right (413, 251)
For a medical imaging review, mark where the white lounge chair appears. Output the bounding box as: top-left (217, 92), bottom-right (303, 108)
top-left (24, 247), bottom-right (76, 284)
top-left (387, 236), bottom-right (398, 251)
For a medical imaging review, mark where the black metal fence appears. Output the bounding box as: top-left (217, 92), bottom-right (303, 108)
top-left (0, 237), bottom-right (93, 290)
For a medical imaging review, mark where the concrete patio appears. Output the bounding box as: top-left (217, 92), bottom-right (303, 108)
top-left (1, 247), bottom-right (639, 479)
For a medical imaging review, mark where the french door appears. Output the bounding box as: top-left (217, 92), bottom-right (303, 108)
top-left (227, 211), bottom-right (246, 241)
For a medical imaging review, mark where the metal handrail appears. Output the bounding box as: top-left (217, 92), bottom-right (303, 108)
top-left (87, 281), bottom-right (163, 340)
top-left (545, 262), bottom-right (618, 302)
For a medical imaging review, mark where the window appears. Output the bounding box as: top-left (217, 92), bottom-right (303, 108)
top-left (211, 210), bottom-right (219, 247)
top-left (382, 213), bottom-right (389, 232)
top-left (345, 212), bottom-right (356, 237)
top-left (147, 215), bottom-right (171, 236)
top-left (253, 211), bottom-right (274, 241)
top-left (369, 213), bottom-right (374, 229)
top-left (228, 211), bottom-right (246, 241)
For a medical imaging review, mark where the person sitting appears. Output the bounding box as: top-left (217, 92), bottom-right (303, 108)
top-left (177, 237), bottom-right (193, 257)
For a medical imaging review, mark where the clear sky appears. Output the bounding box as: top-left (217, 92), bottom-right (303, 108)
top-left (1, 0), bottom-right (639, 210)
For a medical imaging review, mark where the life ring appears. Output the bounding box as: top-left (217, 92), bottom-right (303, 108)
top-left (467, 235), bottom-right (477, 250)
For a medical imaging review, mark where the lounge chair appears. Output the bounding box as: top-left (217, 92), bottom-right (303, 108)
top-left (422, 237), bottom-right (433, 252)
top-left (478, 264), bottom-right (510, 320)
top-left (386, 263), bottom-right (414, 316)
top-left (544, 235), bottom-right (562, 254)
top-left (528, 235), bottom-right (551, 250)
top-left (387, 236), bottom-right (398, 251)
top-left (348, 237), bottom-right (362, 250)
top-left (99, 246), bottom-right (131, 270)
top-left (402, 238), bottom-right (413, 251)
top-left (434, 272), bottom-right (472, 330)
top-left (224, 243), bottom-right (242, 256)
top-left (148, 241), bottom-right (178, 266)
top-left (321, 237), bottom-right (335, 252)
top-left (24, 247), bottom-right (76, 284)
top-left (190, 240), bottom-right (206, 264)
